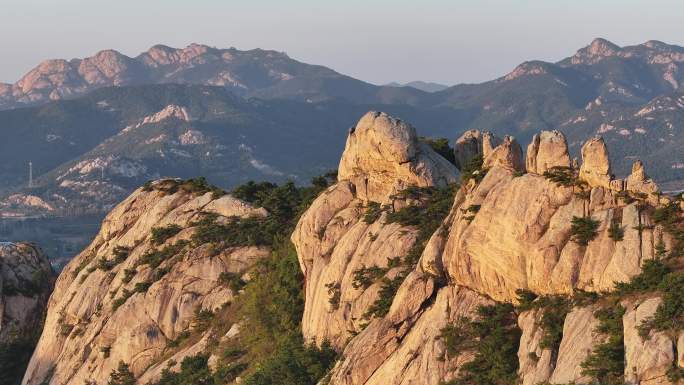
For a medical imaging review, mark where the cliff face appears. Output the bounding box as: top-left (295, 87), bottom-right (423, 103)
top-left (1, 243), bottom-right (54, 341)
top-left (22, 180), bottom-right (269, 385)
top-left (1, 242), bottom-right (54, 384)
top-left (293, 113), bottom-right (684, 385)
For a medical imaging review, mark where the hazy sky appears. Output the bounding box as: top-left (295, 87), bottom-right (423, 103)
top-left (2, 0), bottom-right (682, 85)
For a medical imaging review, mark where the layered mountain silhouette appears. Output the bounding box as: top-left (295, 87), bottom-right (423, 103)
top-left (2, 38), bottom-right (684, 216)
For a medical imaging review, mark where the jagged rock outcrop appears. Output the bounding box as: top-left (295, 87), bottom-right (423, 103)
top-left (22, 181), bottom-right (268, 385)
top-left (452, 130), bottom-right (506, 172)
top-left (526, 130), bottom-right (571, 174)
top-left (579, 136), bottom-right (612, 189)
top-left (293, 112), bottom-right (460, 348)
top-left (294, 114), bottom-right (683, 385)
top-left (482, 135), bottom-right (525, 172)
top-left (453, 129), bottom-right (482, 171)
top-left (626, 160), bottom-right (660, 197)
top-left (0, 242), bottom-right (55, 343)
top-left (623, 297), bottom-right (675, 385)
top-left (338, 111), bottom-right (458, 203)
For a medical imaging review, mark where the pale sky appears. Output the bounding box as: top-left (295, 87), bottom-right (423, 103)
top-left (1, 0), bottom-right (682, 85)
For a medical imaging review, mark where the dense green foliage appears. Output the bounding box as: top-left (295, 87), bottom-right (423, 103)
top-left (420, 136), bottom-right (456, 165)
top-left (351, 185), bottom-right (455, 320)
top-left (607, 221), bottom-right (624, 241)
top-left (363, 201), bottom-right (383, 224)
top-left (132, 176), bottom-right (338, 385)
top-left (150, 177), bottom-right (226, 199)
top-left (441, 303), bottom-right (521, 385)
top-left (581, 305), bottom-right (626, 385)
top-left (542, 166), bottom-right (579, 187)
top-left (107, 361), bottom-right (136, 385)
top-left (570, 216), bottom-right (600, 246)
top-left (515, 290), bottom-right (572, 358)
top-left (459, 155), bottom-right (486, 184)
top-left (0, 338), bottom-right (38, 385)
top-left (637, 272), bottom-right (684, 338)
top-left (151, 225), bottom-right (183, 245)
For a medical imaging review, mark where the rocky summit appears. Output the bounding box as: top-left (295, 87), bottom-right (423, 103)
top-left (9, 111), bottom-right (684, 385)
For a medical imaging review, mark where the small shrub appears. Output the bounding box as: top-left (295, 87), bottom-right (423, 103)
top-left (138, 240), bottom-right (188, 268)
top-left (570, 216), bottom-right (600, 246)
top-left (363, 274), bottom-right (404, 319)
top-left (437, 317), bottom-right (475, 358)
top-left (122, 268), bottom-right (136, 284)
top-left (460, 154), bottom-right (487, 184)
top-left (101, 345), bottom-right (111, 358)
top-left (581, 305), bottom-right (626, 385)
top-left (151, 224), bottom-right (183, 245)
top-left (543, 166), bottom-right (578, 187)
top-left (614, 259), bottom-right (671, 295)
top-left (442, 303), bottom-right (521, 385)
top-left (351, 265), bottom-right (388, 289)
top-left (363, 201), bottom-right (383, 224)
top-left (108, 361), bottom-right (136, 385)
top-left (607, 221), bottom-right (624, 241)
top-left (218, 272), bottom-right (246, 295)
top-left (325, 282), bottom-right (341, 310)
top-left (420, 136), bottom-right (456, 165)
top-left (193, 308), bottom-right (215, 332)
top-left (515, 289), bottom-right (538, 310)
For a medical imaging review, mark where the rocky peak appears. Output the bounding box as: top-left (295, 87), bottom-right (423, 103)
top-left (337, 111), bottom-right (458, 202)
top-left (579, 136), bottom-right (612, 188)
top-left (503, 61), bottom-right (549, 81)
top-left (452, 129), bottom-right (503, 171)
top-left (482, 135), bottom-right (525, 172)
top-left (570, 38), bottom-right (621, 65)
top-left (526, 130), bottom-right (571, 174)
top-left (22, 180), bottom-right (270, 385)
top-left (626, 159), bottom-right (660, 196)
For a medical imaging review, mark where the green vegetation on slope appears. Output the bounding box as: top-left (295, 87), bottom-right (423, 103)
top-left (439, 303), bottom-right (521, 385)
top-left (109, 174), bottom-right (338, 385)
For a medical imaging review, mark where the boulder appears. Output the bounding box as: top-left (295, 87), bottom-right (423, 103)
top-left (625, 160), bottom-right (660, 198)
top-left (483, 135), bottom-right (525, 172)
top-left (526, 130), bottom-right (571, 174)
top-left (453, 130), bottom-right (482, 171)
top-left (338, 111), bottom-right (458, 203)
top-left (623, 297), bottom-right (675, 385)
top-left (579, 136), bottom-right (612, 189)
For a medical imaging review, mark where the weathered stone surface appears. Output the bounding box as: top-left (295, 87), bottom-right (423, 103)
top-left (441, 165), bottom-right (661, 301)
top-left (453, 129), bottom-right (482, 171)
top-left (482, 135), bottom-right (525, 172)
top-left (623, 297), bottom-right (675, 385)
top-left (482, 131), bottom-right (502, 159)
top-left (526, 130), bottom-right (571, 174)
top-left (549, 306), bottom-right (599, 384)
top-left (22, 183), bottom-right (269, 385)
top-left (292, 181), bottom-right (419, 347)
top-left (626, 160), bottom-right (660, 198)
top-left (326, 285), bottom-right (490, 385)
top-left (579, 136), bottom-right (612, 189)
top-left (517, 310), bottom-right (554, 385)
top-left (0, 243), bottom-right (55, 343)
top-left (338, 111), bottom-right (458, 203)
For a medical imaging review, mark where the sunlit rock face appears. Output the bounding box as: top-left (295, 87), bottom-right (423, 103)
top-left (21, 182), bottom-right (268, 385)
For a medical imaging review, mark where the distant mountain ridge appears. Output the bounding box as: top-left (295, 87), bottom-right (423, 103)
top-left (3, 38), bottom-right (684, 217)
top-left (0, 43), bottom-right (426, 110)
top-left (386, 81), bottom-right (450, 92)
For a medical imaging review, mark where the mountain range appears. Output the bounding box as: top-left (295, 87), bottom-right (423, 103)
top-left (3, 38), bottom-right (684, 217)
